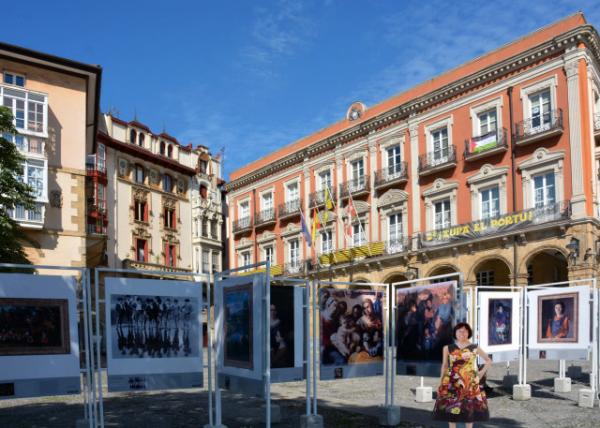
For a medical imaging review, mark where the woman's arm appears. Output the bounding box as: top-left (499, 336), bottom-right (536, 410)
top-left (439, 345), bottom-right (449, 386)
top-left (557, 317), bottom-right (569, 338)
top-left (476, 346), bottom-right (492, 378)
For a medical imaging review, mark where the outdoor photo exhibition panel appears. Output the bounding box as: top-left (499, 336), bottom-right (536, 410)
top-left (216, 273), bottom-right (266, 395)
top-left (396, 280), bottom-right (458, 376)
top-left (478, 291), bottom-right (521, 362)
top-left (0, 274), bottom-right (80, 399)
top-left (319, 286), bottom-right (386, 380)
top-left (527, 285), bottom-right (590, 361)
top-left (270, 284), bottom-right (305, 383)
top-left (104, 277), bottom-right (203, 392)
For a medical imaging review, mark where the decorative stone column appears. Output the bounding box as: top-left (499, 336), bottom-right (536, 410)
top-left (408, 119), bottom-right (420, 250)
top-left (368, 133), bottom-right (379, 242)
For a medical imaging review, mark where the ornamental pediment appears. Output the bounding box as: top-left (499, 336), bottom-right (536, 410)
top-left (377, 189), bottom-right (408, 208)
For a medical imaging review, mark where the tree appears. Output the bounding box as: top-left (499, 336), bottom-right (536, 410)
top-left (0, 106), bottom-right (36, 264)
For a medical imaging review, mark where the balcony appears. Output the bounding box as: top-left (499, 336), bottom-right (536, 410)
top-left (233, 216), bottom-right (252, 234)
top-left (594, 113), bottom-right (600, 138)
top-left (309, 189), bottom-right (336, 208)
top-left (123, 259), bottom-right (192, 273)
top-left (374, 162), bottom-right (408, 189)
top-left (464, 128), bottom-right (508, 161)
top-left (86, 155), bottom-right (107, 181)
top-left (317, 241), bottom-right (385, 266)
top-left (87, 222), bottom-right (107, 235)
top-left (283, 260), bottom-right (304, 275)
top-left (255, 208), bottom-right (276, 227)
top-left (384, 237), bottom-right (411, 255)
top-left (339, 176), bottom-right (370, 199)
top-left (278, 199), bottom-right (302, 219)
top-left (514, 109), bottom-right (563, 146)
top-left (8, 203), bottom-right (44, 229)
top-left (87, 201), bottom-right (107, 217)
top-left (418, 145), bottom-right (457, 176)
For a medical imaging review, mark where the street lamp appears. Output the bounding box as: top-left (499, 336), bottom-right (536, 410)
top-left (566, 236), bottom-right (580, 265)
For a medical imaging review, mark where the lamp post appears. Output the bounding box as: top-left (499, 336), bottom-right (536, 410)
top-left (566, 236), bottom-right (580, 265)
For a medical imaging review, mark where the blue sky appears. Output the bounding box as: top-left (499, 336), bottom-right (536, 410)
top-left (3, 1), bottom-right (599, 178)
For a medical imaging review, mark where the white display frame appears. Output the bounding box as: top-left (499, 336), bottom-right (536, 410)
top-left (104, 277), bottom-right (204, 390)
top-left (478, 290), bottom-right (521, 358)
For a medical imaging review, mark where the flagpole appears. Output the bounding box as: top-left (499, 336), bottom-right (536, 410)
top-left (347, 186), bottom-right (372, 257)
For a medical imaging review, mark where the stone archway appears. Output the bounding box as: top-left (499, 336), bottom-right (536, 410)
top-left (427, 264), bottom-right (459, 283)
top-left (523, 248), bottom-right (568, 286)
top-left (470, 256), bottom-right (512, 287)
top-left (384, 272), bottom-right (409, 288)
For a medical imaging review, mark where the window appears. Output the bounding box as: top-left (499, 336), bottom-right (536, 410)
top-left (4, 72), bottom-right (25, 87)
top-left (97, 183), bottom-right (106, 212)
top-left (241, 251), bottom-right (251, 267)
top-left (533, 172), bottom-right (555, 208)
top-left (262, 192), bottom-right (273, 211)
top-left (318, 170), bottom-right (332, 191)
top-left (478, 109), bottom-right (497, 136)
top-left (167, 145), bottom-right (173, 158)
top-left (163, 174), bottom-right (173, 192)
top-left (434, 199), bottom-right (451, 230)
top-left (165, 244), bottom-right (176, 267)
top-left (136, 238), bottom-right (147, 262)
top-left (138, 133), bottom-right (145, 147)
top-left (476, 271), bottom-right (495, 286)
top-left (159, 141), bottom-right (166, 155)
top-left (97, 143), bottom-right (106, 173)
top-left (431, 128), bottom-right (449, 162)
top-left (3, 89), bottom-right (25, 129)
top-left (351, 159), bottom-right (364, 188)
top-left (212, 252), bottom-right (220, 272)
top-left (239, 201), bottom-right (250, 219)
top-left (352, 223), bottom-right (365, 247)
top-left (27, 96), bottom-right (44, 133)
top-left (129, 129), bottom-right (137, 144)
top-left (164, 207), bottom-right (176, 229)
top-left (199, 160), bottom-right (208, 173)
top-left (321, 230), bottom-right (333, 254)
top-left (388, 213), bottom-right (403, 242)
top-left (134, 200), bottom-right (147, 222)
top-left (289, 239), bottom-right (300, 266)
top-left (195, 248), bottom-right (200, 272)
top-left (135, 165), bottom-right (145, 184)
top-left (201, 219), bottom-right (208, 237)
top-left (387, 145), bottom-right (402, 176)
top-left (264, 246), bottom-right (274, 264)
top-left (202, 250), bottom-right (210, 273)
top-left (480, 186), bottom-right (500, 219)
top-left (286, 182), bottom-right (299, 202)
top-left (529, 89), bottom-right (551, 130)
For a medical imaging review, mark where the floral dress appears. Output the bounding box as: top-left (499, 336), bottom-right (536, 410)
top-left (433, 343), bottom-right (489, 423)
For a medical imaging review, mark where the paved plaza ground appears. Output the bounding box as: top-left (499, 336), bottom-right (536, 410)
top-left (0, 360), bottom-right (598, 427)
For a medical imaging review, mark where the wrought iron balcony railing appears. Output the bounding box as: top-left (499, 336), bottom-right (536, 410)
top-left (278, 199), bottom-right (302, 219)
top-left (384, 237), bottom-right (411, 255)
top-left (514, 108), bottom-right (563, 145)
top-left (594, 113), bottom-right (600, 132)
top-left (284, 260), bottom-right (304, 275)
top-left (374, 162), bottom-right (408, 188)
top-left (339, 176), bottom-right (369, 198)
top-left (464, 128), bottom-right (508, 161)
top-left (418, 145), bottom-right (457, 175)
top-left (255, 208), bottom-right (276, 226)
top-left (233, 216), bottom-right (252, 233)
top-left (309, 189), bottom-right (336, 207)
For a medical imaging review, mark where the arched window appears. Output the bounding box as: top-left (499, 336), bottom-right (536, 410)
top-left (163, 174), bottom-right (173, 192)
top-left (129, 129), bottom-right (137, 143)
top-left (200, 184), bottom-right (208, 199)
top-left (138, 133), bottom-right (145, 147)
top-left (159, 141), bottom-right (166, 155)
top-left (167, 145), bottom-right (173, 158)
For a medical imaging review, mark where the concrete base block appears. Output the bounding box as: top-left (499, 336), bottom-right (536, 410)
top-left (75, 419), bottom-right (90, 428)
top-left (300, 414), bottom-right (324, 428)
top-left (378, 405), bottom-right (401, 426)
top-left (502, 374), bottom-right (518, 390)
top-left (259, 403), bottom-right (281, 423)
top-left (415, 386), bottom-right (433, 403)
top-left (578, 389), bottom-right (596, 408)
top-left (554, 377), bottom-right (571, 393)
top-left (567, 365), bottom-right (583, 379)
top-left (512, 384), bottom-right (531, 401)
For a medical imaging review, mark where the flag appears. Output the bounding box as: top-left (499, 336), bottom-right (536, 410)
top-left (300, 211), bottom-right (312, 247)
top-left (324, 186), bottom-right (334, 210)
top-left (311, 208), bottom-right (321, 243)
top-left (344, 199), bottom-right (355, 243)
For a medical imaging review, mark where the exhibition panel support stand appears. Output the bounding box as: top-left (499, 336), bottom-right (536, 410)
top-left (315, 279), bottom-right (393, 426)
top-left (0, 263), bottom-right (94, 428)
top-left (390, 272), bottom-right (464, 416)
top-left (93, 267), bottom-right (208, 428)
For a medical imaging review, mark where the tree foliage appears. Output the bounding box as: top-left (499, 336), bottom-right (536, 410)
top-left (0, 106), bottom-right (36, 264)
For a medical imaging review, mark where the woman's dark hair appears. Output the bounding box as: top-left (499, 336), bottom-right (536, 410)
top-left (453, 322), bottom-right (473, 339)
top-left (554, 301), bottom-right (565, 312)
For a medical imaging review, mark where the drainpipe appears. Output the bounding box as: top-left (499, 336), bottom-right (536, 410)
top-left (507, 86), bottom-right (518, 288)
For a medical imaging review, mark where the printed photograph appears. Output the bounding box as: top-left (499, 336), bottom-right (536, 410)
top-left (270, 286), bottom-right (294, 369)
top-left (0, 298), bottom-right (70, 356)
top-left (320, 288), bottom-right (384, 367)
top-left (488, 298), bottom-right (512, 346)
top-left (224, 284), bottom-right (253, 369)
top-left (396, 282), bottom-right (455, 363)
top-left (538, 292), bottom-right (578, 343)
top-left (109, 294), bottom-right (200, 359)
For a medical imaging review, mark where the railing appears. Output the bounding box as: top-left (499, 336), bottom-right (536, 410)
top-left (8, 203), bottom-right (44, 224)
top-left (594, 113), bottom-right (600, 132)
top-left (317, 241), bottom-right (385, 266)
top-left (384, 237), bottom-right (411, 254)
top-left (418, 145), bottom-right (457, 174)
top-left (339, 176), bottom-right (369, 198)
top-left (123, 259), bottom-right (192, 273)
top-left (514, 108), bottom-right (563, 143)
top-left (309, 189), bottom-right (336, 207)
top-left (374, 162), bottom-right (408, 187)
top-left (87, 223), bottom-right (107, 235)
top-left (284, 260), bottom-right (304, 275)
top-left (278, 199), bottom-right (302, 218)
top-left (87, 202), bottom-right (107, 215)
top-left (4, 133), bottom-right (45, 156)
top-left (232, 216), bottom-right (252, 233)
top-left (255, 208), bottom-right (276, 226)
top-left (464, 128), bottom-right (508, 159)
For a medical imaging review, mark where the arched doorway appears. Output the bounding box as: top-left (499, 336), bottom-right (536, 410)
top-left (385, 273), bottom-right (409, 288)
top-left (428, 265), bottom-right (458, 283)
top-left (472, 257), bottom-right (512, 287)
top-left (525, 249), bottom-right (568, 285)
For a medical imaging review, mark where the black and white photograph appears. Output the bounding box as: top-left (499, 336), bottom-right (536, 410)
top-left (110, 294), bottom-right (200, 359)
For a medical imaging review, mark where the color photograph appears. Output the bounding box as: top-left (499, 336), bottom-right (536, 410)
top-left (488, 298), bottom-right (512, 346)
top-left (109, 294), bottom-right (200, 359)
top-left (270, 286), bottom-right (294, 369)
top-left (0, 298), bottom-right (70, 356)
top-left (224, 284), bottom-right (253, 369)
top-left (396, 282), bottom-right (455, 364)
top-left (320, 288), bottom-right (384, 367)
top-left (538, 292), bottom-right (578, 343)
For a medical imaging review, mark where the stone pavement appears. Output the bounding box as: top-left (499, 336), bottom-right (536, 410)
top-left (0, 360), bottom-right (598, 427)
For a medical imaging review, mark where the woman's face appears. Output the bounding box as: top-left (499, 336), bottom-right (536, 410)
top-left (554, 303), bottom-right (563, 316)
top-left (363, 301), bottom-right (373, 316)
top-left (455, 327), bottom-right (469, 342)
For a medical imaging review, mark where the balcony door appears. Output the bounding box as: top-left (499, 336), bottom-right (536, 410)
top-left (351, 159), bottom-right (364, 190)
top-left (529, 89), bottom-right (551, 132)
top-left (432, 127), bottom-right (449, 164)
top-left (387, 145), bottom-right (402, 178)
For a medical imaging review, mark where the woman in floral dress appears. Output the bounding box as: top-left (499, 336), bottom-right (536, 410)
top-left (433, 322), bottom-right (491, 427)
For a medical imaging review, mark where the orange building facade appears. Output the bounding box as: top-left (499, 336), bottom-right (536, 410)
top-left (226, 14), bottom-right (600, 287)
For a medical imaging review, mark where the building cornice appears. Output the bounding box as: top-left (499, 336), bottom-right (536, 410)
top-left (226, 24), bottom-right (600, 193)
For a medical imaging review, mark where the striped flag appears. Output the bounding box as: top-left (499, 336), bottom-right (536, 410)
top-left (311, 207), bottom-right (321, 244)
top-left (300, 211), bottom-right (312, 247)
